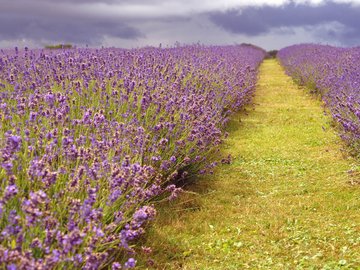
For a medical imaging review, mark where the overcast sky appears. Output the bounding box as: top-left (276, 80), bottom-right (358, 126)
top-left (1, 0), bottom-right (360, 50)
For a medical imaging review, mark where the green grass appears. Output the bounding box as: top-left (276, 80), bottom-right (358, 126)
top-left (137, 59), bottom-right (360, 269)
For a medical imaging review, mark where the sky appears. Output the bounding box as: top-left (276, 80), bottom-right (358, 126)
top-left (1, 0), bottom-right (360, 50)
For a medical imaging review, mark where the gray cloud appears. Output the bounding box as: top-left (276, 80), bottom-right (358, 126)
top-left (38, 0), bottom-right (163, 3)
top-left (208, 1), bottom-right (360, 45)
top-left (0, 15), bottom-right (142, 45)
top-left (0, 0), bottom-right (143, 45)
top-left (1, 0), bottom-right (360, 49)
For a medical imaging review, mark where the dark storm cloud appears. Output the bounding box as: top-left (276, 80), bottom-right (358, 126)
top-left (208, 1), bottom-right (360, 44)
top-left (0, 0), bottom-right (143, 45)
top-left (2, 0), bottom-right (360, 49)
top-left (39, 0), bottom-right (162, 4)
top-left (37, 0), bottom-right (155, 4)
top-left (0, 15), bottom-right (142, 45)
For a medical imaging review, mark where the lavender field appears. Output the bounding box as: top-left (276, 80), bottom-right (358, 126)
top-left (0, 45), bottom-right (265, 269)
top-left (278, 44), bottom-right (360, 153)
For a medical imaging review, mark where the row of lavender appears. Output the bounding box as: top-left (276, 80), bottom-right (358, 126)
top-left (0, 45), bottom-right (265, 269)
top-left (278, 44), bottom-right (360, 152)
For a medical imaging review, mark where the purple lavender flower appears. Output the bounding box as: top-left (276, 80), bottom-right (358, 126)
top-left (4, 184), bottom-right (18, 201)
top-left (7, 135), bottom-right (22, 152)
top-left (2, 161), bottom-right (13, 174)
top-left (112, 262), bottom-right (122, 270)
top-left (0, 201), bottom-right (4, 218)
top-left (124, 258), bottom-right (136, 269)
top-left (29, 111), bottom-right (37, 122)
top-left (278, 44), bottom-right (360, 151)
top-left (0, 45), bottom-right (264, 268)
top-left (7, 264), bottom-right (16, 270)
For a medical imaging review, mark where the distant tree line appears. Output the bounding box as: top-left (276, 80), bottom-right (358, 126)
top-left (240, 43), bottom-right (267, 53)
top-left (45, 44), bottom-right (73, 49)
top-left (266, 50), bottom-right (278, 59)
top-left (240, 43), bottom-right (278, 59)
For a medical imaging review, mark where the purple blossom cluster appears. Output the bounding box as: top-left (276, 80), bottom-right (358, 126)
top-left (0, 45), bottom-right (265, 269)
top-left (278, 44), bottom-right (360, 151)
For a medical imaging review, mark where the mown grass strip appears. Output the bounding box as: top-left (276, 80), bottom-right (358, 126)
top-left (139, 59), bottom-right (360, 270)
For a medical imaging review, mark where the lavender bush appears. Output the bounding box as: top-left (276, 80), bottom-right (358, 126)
top-left (278, 44), bottom-right (360, 153)
top-left (0, 45), bottom-right (265, 269)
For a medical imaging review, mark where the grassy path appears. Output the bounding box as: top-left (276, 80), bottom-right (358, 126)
top-left (140, 59), bottom-right (360, 269)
